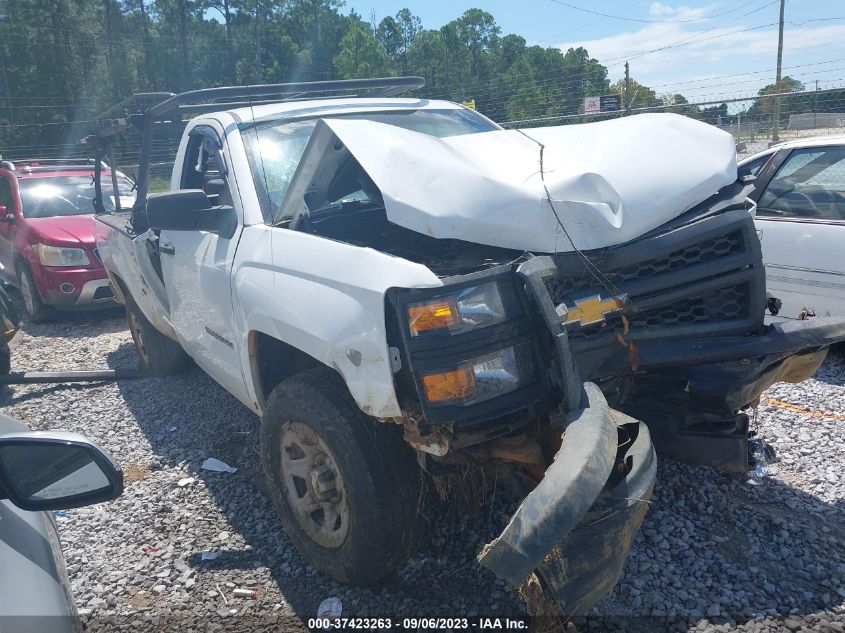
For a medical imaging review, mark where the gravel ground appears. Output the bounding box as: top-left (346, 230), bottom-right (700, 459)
top-left (1, 309), bottom-right (843, 632)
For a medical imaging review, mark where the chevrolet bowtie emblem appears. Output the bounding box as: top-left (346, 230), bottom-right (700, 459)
top-left (557, 294), bottom-right (627, 326)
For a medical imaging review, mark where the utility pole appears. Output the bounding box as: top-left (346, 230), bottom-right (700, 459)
top-left (772, 0), bottom-right (785, 142)
top-left (624, 61), bottom-right (630, 116)
top-left (814, 79), bottom-right (819, 129)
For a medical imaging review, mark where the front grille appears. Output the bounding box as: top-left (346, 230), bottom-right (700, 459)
top-left (530, 211), bottom-right (764, 348)
top-left (546, 231), bottom-right (744, 305)
top-left (628, 283), bottom-right (748, 328)
top-left (565, 283), bottom-right (750, 342)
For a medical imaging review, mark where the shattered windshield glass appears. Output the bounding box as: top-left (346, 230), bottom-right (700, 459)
top-left (241, 109), bottom-right (498, 223)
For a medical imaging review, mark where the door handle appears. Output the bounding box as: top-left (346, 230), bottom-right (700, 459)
top-left (160, 242), bottom-right (175, 255)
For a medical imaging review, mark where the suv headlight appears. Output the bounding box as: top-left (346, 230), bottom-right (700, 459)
top-left (420, 341), bottom-right (536, 406)
top-left (407, 281), bottom-right (514, 337)
top-left (35, 245), bottom-right (90, 267)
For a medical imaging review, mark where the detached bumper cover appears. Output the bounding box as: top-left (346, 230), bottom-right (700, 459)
top-left (478, 382), bottom-right (656, 615)
top-left (538, 414), bottom-right (655, 615)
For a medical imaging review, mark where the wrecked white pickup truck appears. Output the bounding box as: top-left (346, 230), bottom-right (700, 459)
top-left (88, 78), bottom-right (845, 615)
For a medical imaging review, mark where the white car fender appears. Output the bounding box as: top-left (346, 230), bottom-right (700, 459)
top-left (232, 225), bottom-right (442, 417)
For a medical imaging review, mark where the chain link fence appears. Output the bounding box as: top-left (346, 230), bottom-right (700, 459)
top-left (503, 86), bottom-right (845, 161)
top-left (6, 84), bottom-right (845, 176)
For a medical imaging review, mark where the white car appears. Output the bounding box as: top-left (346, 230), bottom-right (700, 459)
top-left (740, 135), bottom-right (845, 319)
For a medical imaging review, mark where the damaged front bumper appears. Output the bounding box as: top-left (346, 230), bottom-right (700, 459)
top-left (478, 383), bottom-right (657, 616)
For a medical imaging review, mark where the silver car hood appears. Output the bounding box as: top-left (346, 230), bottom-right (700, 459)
top-left (276, 113), bottom-right (738, 253)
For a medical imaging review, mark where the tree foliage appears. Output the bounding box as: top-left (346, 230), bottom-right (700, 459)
top-left (0, 2), bottom-right (664, 155)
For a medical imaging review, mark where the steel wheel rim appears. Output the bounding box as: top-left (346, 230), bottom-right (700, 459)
top-left (19, 273), bottom-right (35, 315)
top-left (279, 421), bottom-right (349, 549)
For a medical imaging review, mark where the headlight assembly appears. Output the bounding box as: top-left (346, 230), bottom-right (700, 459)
top-left (407, 281), bottom-right (513, 337)
top-left (35, 245), bottom-right (90, 267)
top-left (421, 341), bottom-right (536, 406)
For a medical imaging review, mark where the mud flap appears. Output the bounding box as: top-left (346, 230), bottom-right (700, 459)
top-left (478, 382), bottom-right (657, 616)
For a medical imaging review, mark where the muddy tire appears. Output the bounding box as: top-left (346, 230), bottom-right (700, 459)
top-left (125, 294), bottom-right (191, 375)
top-left (17, 263), bottom-right (51, 323)
top-left (261, 367), bottom-right (420, 584)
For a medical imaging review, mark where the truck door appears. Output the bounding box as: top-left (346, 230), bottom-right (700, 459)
top-left (159, 124), bottom-right (248, 400)
top-left (753, 144), bottom-right (845, 318)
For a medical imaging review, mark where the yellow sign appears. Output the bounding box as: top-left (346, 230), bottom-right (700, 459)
top-left (559, 294), bottom-right (627, 326)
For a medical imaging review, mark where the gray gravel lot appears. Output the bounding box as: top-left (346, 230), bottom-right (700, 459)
top-left (1, 309), bottom-right (843, 632)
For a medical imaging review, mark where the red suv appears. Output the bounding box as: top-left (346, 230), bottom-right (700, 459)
top-left (0, 160), bottom-right (134, 321)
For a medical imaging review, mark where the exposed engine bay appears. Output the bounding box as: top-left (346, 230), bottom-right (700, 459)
top-left (303, 202), bottom-right (525, 277)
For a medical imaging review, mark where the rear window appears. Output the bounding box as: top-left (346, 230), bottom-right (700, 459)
top-left (19, 175), bottom-right (135, 219)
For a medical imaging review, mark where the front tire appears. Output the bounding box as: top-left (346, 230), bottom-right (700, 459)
top-left (17, 263), bottom-right (51, 323)
top-left (261, 367), bottom-right (420, 584)
top-left (125, 294), bottom-right (191, 375)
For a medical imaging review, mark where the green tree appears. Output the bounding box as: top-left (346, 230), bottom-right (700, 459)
top-left (333, 20), bottom-right (388, 79)
top-left (610, 77), bottom-right (660, 111)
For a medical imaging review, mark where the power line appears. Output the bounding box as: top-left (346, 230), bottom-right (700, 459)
top-left (545, 0), bottom-right (772, 24)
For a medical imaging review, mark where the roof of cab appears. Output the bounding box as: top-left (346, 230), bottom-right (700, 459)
top-left (224, 97), bottom-right (463, 125)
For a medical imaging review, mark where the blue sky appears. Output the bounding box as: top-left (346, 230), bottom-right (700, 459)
top-left (348, 0), bottom-right (845, 101)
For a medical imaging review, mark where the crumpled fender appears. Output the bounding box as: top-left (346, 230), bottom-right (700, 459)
top-left (477, 382), bottom-right (618, 584)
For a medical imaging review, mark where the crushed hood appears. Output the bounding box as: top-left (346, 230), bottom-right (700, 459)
top-left (276, 113), bottom-right (738, 253)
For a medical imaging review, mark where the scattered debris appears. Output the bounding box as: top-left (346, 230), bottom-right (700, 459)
top-left (233, 588), bottom-right (257, 598)
top-left (216, 606), bottom-right (238, 617)
top-left (748, 436), bottom-right (778, 480)
top-left (177, 477), bottom-right (195, 487)
top-left (200, 551), bottom-right (219, 561)
top-left (399, 554), bottom-right (431, 581)
top-left (141, 546), bottom-right (160, 554)
top-left (216, 583), bottom-right (228, 605)
top-left (52, 510), bottom-right (70, 518)
top-left (201, 457), bottom-right (238, 473)
top-left (124, 463), bottom-right (151, 484)
top-left (317, 597), bottom-right (342, 619)
top-left (166, 425), bottom-right (177, 432)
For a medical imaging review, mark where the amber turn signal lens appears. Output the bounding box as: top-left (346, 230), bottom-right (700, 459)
top-left (422, 367), bottom-right (477, 403)
top-left (407, 299), bottom-right (460, 336)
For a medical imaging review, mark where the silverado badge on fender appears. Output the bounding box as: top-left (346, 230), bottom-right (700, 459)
top-left (557, 294), bottom-right (628, 327)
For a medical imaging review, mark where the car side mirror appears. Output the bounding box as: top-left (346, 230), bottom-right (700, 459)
top-left (146, 190), bottom-right (235, 237)
top-left (0, 431), bottom-right (123, 511)
top-left (0, 205), bottom-right (12, 223)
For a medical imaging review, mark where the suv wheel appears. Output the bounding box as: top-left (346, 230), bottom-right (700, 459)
top-left (17, 264), bottom-right (51, 323)
top-left (261, 367), bottom-right (420, 584)
top-left (125, 294), bottom-right (191, 375)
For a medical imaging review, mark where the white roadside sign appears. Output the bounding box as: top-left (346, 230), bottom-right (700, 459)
top-left (584, 97), bottom-right (601, 114)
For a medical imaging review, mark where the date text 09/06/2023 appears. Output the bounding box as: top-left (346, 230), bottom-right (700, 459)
top-left (307, 617), bottom-right (530, 630)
